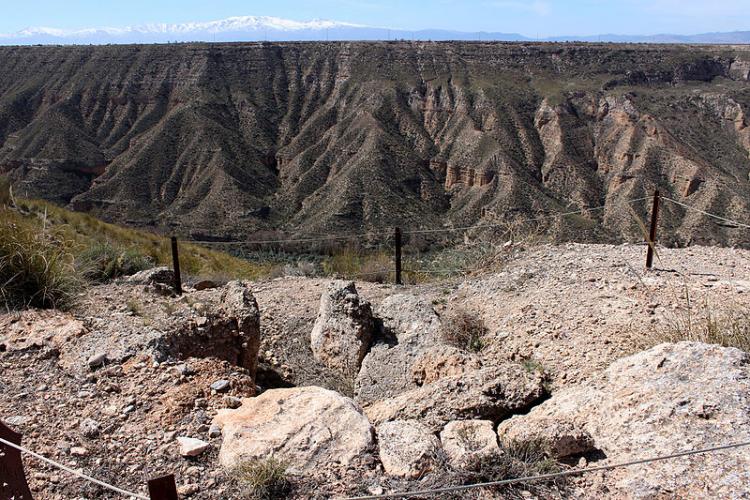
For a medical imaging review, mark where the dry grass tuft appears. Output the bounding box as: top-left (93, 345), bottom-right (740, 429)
top-left (233, 457), bottom-right (292, 500)
top-left (652, 291), bottom-right (750, 352)
top-left (441, 308), bottom-right (488, 352)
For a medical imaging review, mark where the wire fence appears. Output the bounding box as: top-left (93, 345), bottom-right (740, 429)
top-left (342, 440), bottom-right (750, 500)
top-left (0, 433), bottom-right (149, 499)
top-left (4, 192), bottom-right (750, 499)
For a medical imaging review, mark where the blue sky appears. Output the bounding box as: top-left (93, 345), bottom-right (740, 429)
top-left (0, 0), bottom-right (747, 36)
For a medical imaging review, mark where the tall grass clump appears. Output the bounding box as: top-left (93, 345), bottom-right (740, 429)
top-left (76, 241), bottom-right (151, 283)
top-left (0, 209), bottom-right (81, 310)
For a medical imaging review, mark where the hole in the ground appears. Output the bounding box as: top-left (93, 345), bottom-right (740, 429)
top-left (152, 317), bottom-right (258, 371)
top-left (256, 362), bottom-right (296, 390)
top-left (561, 448), bottom-right (608, 466)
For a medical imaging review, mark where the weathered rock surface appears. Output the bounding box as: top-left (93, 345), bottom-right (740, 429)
top-left (377, 420), bottom-right (441, 478)
top-left (127, 267), bottom-right (175, 286)
top-left (310, 281), bottom-right (375, 374)
top-left (411, 345), bottom-right (482, 386)
top-left (177, 437), bottom-right (210, 457)
top-left (213, 387), bottom-right (374, 474)
top-left (71, 280), bottom-right (261, 377)
top-left (365, 364), bottom-right (545, 431)
top-left (355, 294), bottom-right (442, 405)
top-left (497, 342), bottom-right (750, 498)
top-left (440, 420), bottom-right (500, 468)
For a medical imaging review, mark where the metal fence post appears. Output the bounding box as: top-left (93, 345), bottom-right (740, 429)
top-left (0, 420), bottom-right (34, 499)
top-left (170, 236), bottom-right (183, 295)
top-left (646, 190), bottom-right (660, 269)
top-left (394, 227), bottom-right (403, 285)
top-left (148, 474), bottom-right (179, 500)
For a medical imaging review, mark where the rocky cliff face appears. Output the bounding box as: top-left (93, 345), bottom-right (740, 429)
top-left (1, 42), bottom-right (749, 246)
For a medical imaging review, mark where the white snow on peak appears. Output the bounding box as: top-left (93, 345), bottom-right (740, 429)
top-left (1, 16), bottom-right (367, 39)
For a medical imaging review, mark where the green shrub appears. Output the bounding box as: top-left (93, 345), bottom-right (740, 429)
top-left (0, 210), bottom-right (81, 310)
top-left (76, 242), bottom-right (152, 283)
top-left (233, 457), bottom-right (291, 500)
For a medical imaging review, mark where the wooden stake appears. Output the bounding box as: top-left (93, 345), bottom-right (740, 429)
top-left (394, 227), bottom-right (402, 285)
top-left (0, 420), bottom-right (34, 500)
top-left (646, 189), bottom-right (660, 269)
top-left (170, 236), bottom-right (182, 295)
top-left (148, 474), bottom-right (179, 500)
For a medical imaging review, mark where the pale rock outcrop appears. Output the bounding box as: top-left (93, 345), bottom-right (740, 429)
top-left (497, 342), bottom-right (750, 499)
top-left (310, 281), bottom-right (375, 374)
top-left (355, 294), bottom-right (442, 405)
top-left (411, 345), bottom-right (481, 386)
top-left (57, 280), bottom-right (261, 378)
top-left (127, 267), bottom-right (174, 286)
top-left (366, 364), bottom-right (545, 431)
top-left (377, 420), bottom-right (441, 478)
top-left (213, 387), bottom-right (374, 474)
top-left (440, 420), bottom-right (500, 468)
top-left (177, 437), bottom-right (210, 457)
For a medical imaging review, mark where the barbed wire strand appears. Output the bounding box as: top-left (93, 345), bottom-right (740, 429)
top-left (0, 436), bottom-right (148, 500)
top-left (661, 196), bottom-right (750, 230)
top-left (342, 440), bottom-right (750, 500)
top-left (193, 196), bottom-right (652, 246)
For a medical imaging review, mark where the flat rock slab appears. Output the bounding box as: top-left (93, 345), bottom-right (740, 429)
top-left (365, 364), bottom-right (545, 431)
top-left (498, 342), bottom-right (750, 499)
top-left (213, 386), bottom-right (374, 474)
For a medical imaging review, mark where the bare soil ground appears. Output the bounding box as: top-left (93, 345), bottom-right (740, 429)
top-left (2, 243), bottom-right (749, 498)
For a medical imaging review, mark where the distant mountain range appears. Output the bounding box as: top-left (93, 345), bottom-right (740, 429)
top-left (0, 16), bottom-right (748, 45)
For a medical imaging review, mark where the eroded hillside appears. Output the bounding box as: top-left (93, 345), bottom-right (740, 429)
top-left (1, 42), bottom-right (750, 245)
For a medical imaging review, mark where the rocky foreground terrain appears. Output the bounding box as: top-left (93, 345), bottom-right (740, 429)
top-left (2, 242), bottom-right (750, 498)
top-left (1, 42), bottom-right (750, 246)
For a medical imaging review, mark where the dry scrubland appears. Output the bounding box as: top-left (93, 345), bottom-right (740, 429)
top-left (2, 189), bottom-right (750, 499)
top-left (1, 42), bottom-right (750, 247)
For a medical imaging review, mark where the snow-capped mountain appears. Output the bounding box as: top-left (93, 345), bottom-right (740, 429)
top-left (0, 16), bottom-right (374, 44)
top-left (0, 16), bottom-right (748, 45)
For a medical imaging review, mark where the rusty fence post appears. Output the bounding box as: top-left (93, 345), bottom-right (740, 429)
top-left (645, 189), bottom-right (661, 269)
top-left (148, 474), bottom-right (179, 500)
top-left (1, 420), bottom-right (34, 500)
top-left (394, 227), bottom-right (402, 285)
top-left (170, 236), bottom-right (183, 295)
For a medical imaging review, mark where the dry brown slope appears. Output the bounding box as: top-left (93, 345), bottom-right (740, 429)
top-left (1, 42), bottom-right (749, 245)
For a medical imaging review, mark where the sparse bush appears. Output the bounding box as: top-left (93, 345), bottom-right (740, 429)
top-left (76, 241), bottom-right (151, 283)
top-left (322, 247), bottom-right (392, 283)
top-left (463, 438), bottom-right (567, 497)
top-left (653, 295), bottom-right (750, 352)
top-left (0, 210), bottom-right (81, 310)
top-left (283, 260), bottom-right (318, 278)
top-left (441, 308), bottom-right (488, 352)
top-left (233, 457), bottom-right (292, 500)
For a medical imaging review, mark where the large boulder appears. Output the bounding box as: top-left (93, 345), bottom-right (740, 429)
top-left (213, 387), bottom-right (374, 474)
top-left (440, 420), bottom-right (500, 469)
top-left (355, 294), bottom-right (443, 405)
top-left (365, 364), bottom-right (545, 431)
top-left (310, 281), bottom-right (375, 375)
top-left (497, 342), bottom-right (750, 498)
top-left (377, 420), bottom-right (442, 478)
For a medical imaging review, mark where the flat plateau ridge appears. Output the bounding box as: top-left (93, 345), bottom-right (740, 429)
top-left (1, 42), bottom-right (750, 245)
